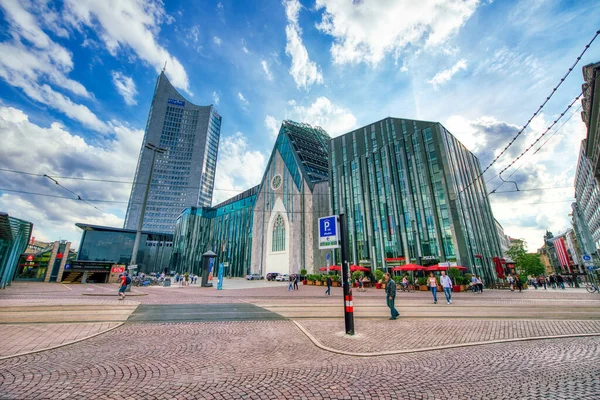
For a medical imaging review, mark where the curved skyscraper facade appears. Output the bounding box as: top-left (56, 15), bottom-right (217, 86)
top-left (124, 72), bottom-right (221, 233)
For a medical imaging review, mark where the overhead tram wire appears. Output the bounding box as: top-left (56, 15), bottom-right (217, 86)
top-left (42, 175), bottom-right (105, 213)
top-left (458, 29), bottom-right (600, 196)
top-left (488, 102), bottom-right (583, 195)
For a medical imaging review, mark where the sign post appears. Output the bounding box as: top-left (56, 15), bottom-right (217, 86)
top-left (319, 214), bottom-right (354, 335)
top-left (217, 263), bottom-right (224, 290)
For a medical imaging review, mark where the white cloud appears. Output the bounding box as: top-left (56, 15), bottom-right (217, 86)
top-left (427, 59), bottom-right (467, 88)
top-left (0, 1), bottom-right (111, 132)
top-left (63, 0), bottom-right (191, 93)
top-left (242, 38), bottom-right (250, 54)
top-left (288, 96), bottom-right (356, 137)
top-left (238, 92), bottom-right (249, 105)
top-left (444, 112), bottom-right (586, 249)
top-left (111, 71), bottom-right (138, 105)
top-left (261, 59), bottom-right (273, 80)
top-left (213, 36), bottom-right (222, 46)
top-left (212, 91), bottom-right (220, 105)
top-left (0, 106), bottom-right (143, 248)
top-left (283, 0), bottom-right (323, 89)
top-left (265, 115), bottom-right (280, 139)
top-left (213, 132), bottom-right (266, 204)
top-left (315, 0), bottom-right (480, 65)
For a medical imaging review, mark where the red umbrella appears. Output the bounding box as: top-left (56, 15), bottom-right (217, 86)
top-left (319, 265), bottom-right (341, 271)
top-left (350, 265), bottom-right (370, 272)
top-left (391, 264), bottom-right (425, 271)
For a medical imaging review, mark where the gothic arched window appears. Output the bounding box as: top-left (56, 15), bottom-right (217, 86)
top-left (272, 214), bottom-right (286, 252)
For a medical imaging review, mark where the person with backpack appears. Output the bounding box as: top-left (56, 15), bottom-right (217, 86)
top-left (325, 275), bottom-right (332, 296)
top-left (118, 273), bottom-right (130, 300)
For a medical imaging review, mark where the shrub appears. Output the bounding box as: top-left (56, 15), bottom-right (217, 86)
top-left (300, 269), bottom-right (307, 277)
top-left (374, 269), bottom-right (384, 282)
top-left (417, 277), bottom-right (428, 286)
top-left (392, 276), bottom-right (402, 284)
top-left (351, 271), bottom-right (363, 282)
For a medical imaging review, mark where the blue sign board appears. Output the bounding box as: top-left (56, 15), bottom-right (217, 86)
top-left (583, 254), bottom-right (591, 261)
top-left (319, 215), bottom-right (340, 249)
top-left (168, 98), bottom-right (185, 106)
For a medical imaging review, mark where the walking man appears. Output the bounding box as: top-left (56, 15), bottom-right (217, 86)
top-left (293, 274), bottom-right (299, 291)
top-left (440, 270), bottom-right (453, 304)
top-left (384, 273), bottom-right (399, 319)
top-left (118, 273), bottom-right (129, 300)
top-left (325, 275), bottom-right (332, 296)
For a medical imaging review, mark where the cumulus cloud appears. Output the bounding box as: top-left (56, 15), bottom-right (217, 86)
top-left (213, 132), bottom-right (266, 204)
top-left (288, 96), bottom-right (356, 137)
top-left (212, 91), bottom-right (220, 105)
top-left (315, 0), bottom-right (480, 65)
top-left (238, 92), bottom-right (249, 105)
top-left (111, 71), bottom-right (138, 105)
top-left (265, 115), bottom-right (280, 139)
top-left (283, 0), bottom-right (323, 89)
top-left (444, 112), bottom-right (586, 249)
top-left (428, 59), bottom-right (467, 88)
top-left (0, 0), bottom-right (110, 132)
top-left (0, 106), bottom-right (143, 247)
top-left (63, 0), bottom-right (191, 93)
top-left (261, 59), bottom-right (273, 80)
top-left (213, 36), bottom-right (222, 46)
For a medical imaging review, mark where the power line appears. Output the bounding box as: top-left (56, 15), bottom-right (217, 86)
top-left (459, 29), bottom-right (599, 195)
top-left (488, 103), bottom-right (583, 194)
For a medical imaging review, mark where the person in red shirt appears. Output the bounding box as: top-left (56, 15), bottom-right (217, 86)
top-left (118, 273), bottom-right (128, 300)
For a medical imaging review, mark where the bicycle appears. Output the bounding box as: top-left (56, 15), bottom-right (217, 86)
top-left (585, 283), bottom-right (599, 293)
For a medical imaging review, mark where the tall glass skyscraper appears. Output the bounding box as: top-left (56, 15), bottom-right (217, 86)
top-left (124, 72), bottom-right (221, 233)
top-left (330, 118), bottom-right (503, 283)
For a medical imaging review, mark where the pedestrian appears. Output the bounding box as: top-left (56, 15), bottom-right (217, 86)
top-left (325, 275), bottom-right (332, 296)
top-left (440, 270), bottom-right (453, 304)
top-left (515, 275), bottom-right (523, 293)
top-left (293, 274), bottom-right (299, 291)
top-left (288, 275), bottom-right (294, 291)
top-left (531, 277), bottom-right (538, 289)
top-left (118, 273), bottom-right (129, 300)
top-left (384, 273), bottom-right (399, 320)
top-left (549, 274), bottom-right (556, 289)
top-left (428, 272), bottom-right (438, 304)
top-left (540, 275), bottom-right (547, 290)
top-left (557, 274), bottom-right (565, 290)
top-left (471, 274), bottom-right (479, 293)
top-left (476, 275), bottom-right (484, 293)
top-left (507, 274), bottom-right (515, 291)
top-left (402, 275), bottom-right (408, 291)
top-left (184, 272), bottom-right (189, 286)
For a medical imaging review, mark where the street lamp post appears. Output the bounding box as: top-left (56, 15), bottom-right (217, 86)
top-left (130, 143), bottom-right (167, 270)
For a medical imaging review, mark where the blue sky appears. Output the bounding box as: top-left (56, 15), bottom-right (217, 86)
top-left (0, 0), bottom-right (598, 250)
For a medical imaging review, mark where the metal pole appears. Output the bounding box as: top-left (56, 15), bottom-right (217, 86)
top-left (339, 213), bottom-right (355, 335)
top-left (131, 144), bottom-right (165, 267)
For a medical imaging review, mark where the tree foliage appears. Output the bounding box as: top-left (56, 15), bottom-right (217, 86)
top-left (506, 239), bottom-right (527, 264)
top-left (519, 254), bottom-right (546, 277)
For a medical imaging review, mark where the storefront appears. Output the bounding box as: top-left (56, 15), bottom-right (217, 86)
top-left (61, 260), bottom-right (113, 283)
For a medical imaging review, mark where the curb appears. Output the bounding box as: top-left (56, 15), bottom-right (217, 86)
top-left (292, 320), bottom-right (600, 357)
top-left (0, 323), bottom-right (124, 361)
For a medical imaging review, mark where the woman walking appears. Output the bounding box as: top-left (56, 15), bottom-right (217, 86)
top-left (428, 272), bottom-right (438, 304)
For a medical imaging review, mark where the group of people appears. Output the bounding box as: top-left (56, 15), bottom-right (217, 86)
top-left (529, 274), bottom-right (577, 290)
top-left (287, 274), bottom-right (300, 291)
top-left (174, 272), bottom-right (198, 286)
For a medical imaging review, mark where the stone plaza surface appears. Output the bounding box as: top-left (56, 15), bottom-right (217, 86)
top-left (0, 281), bottom-right (599, 399)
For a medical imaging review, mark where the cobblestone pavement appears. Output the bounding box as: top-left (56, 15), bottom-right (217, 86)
top-left (0, 321), bottom-right (599, 399)
top-left (298, 319), bottom-right (600, 354)
top-left (0, 323), bottom-right (121, 358)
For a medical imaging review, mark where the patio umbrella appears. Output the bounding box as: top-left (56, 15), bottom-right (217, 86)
top-left (391, 264), bottom-right (425, 271)
top-left (319, 265), bottom-right (341, 271)
top-left (350, 265), bottom-right (370, 272)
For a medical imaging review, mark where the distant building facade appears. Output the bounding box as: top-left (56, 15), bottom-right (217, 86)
top-left (494, 218), bottom-right (511, 256)
top-left (581, 61), bottom-right (600, 185)
top-left (573, 139), bottom-right (600, 261)
top-left (0, 211), bottom-right (32, 289)
top-left (329, 118), bottom-right (503, 283)
top-left (124, 72), bottom-right (221, 233)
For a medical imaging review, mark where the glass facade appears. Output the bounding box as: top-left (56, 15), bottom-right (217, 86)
top-left (574, 139), bottom-right (600, 255)
top-left (76, 224), bottom-right (173, 274)
top-left (0, 212), bottom-right (33, 289)
top-left (172, 186), bottom-right (258, 277)
top-left (330, 118), bottom-right (503, 283)
top-left (124, 72), bottom-right (222, 233)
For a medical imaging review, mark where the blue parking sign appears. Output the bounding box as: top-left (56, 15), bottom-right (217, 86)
top-left (319, 215), bottom-right (340, 249)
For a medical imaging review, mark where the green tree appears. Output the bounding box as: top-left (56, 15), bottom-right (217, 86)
top-left (506, 239), bottom-right (527, 266)
top-left (519, 254), bottom-right (546, 277)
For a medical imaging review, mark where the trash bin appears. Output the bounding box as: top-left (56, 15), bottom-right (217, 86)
top-left (163, 278), bottom-right (171, 287)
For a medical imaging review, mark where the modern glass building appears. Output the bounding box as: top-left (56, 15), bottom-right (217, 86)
top-left (76, 224), bottom-right (173, 279)
top-left (124, 72), bottom-right (222, 233)
top-left (0, 211), bottom-right (33, 289)
top-left (329, 117), bottom-right (503, 283)
top-left (581, 61), bottom-right (600, 186)
top-left (172, 186), bottom-right (258, 277)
